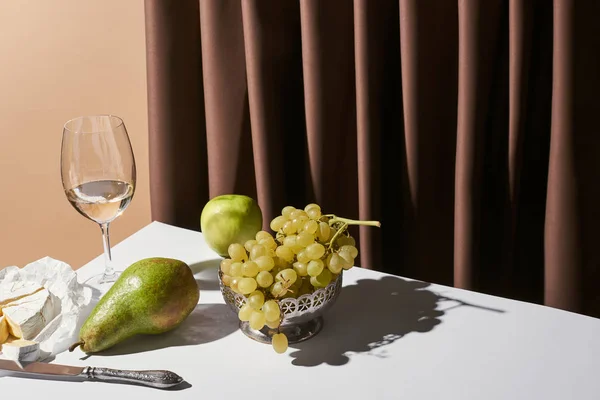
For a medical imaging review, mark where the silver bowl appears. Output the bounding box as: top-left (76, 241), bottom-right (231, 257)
top-left (219, 272), bottom-right (343, 344)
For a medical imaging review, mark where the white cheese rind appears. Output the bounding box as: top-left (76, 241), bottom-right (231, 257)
top-left (0, 282), bottom-right (44, 306)
top-left (1, 339), bottom-right (40, 362)
top-left (2, 288), bottom-right (55, 340)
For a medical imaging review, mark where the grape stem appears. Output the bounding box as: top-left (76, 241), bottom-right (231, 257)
top-left (327, 216), bottom-right (381, 228)
top-left (325, 215), bottom-right (381, 251)
top-left (327, 222), bottom-right (348, 252)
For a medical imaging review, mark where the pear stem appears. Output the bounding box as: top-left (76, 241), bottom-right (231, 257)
top-left (68, 341), bottom-right (84, 352)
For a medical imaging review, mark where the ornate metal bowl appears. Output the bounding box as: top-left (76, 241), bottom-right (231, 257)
top-left (219, 272), bottom-right (343, 344)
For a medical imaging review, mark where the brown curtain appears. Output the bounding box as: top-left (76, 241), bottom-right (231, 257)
top-left (144, 0), bottom-right (600, 318)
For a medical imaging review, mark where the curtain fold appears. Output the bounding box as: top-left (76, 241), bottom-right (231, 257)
top-left (300, 0), bottom-right (358, 219)
top-left (145, 0), bottom-right (207, 230)
top-left (144, 0), bottom-right (600, 317)
top-left (545, 0), bottom-right (580, 312)
top-left (353, 0), bottom-right (398, 272)
top-left (241, 0), bottom-right (298, 223)
top-left (199, 0), bottom-right (254, 198)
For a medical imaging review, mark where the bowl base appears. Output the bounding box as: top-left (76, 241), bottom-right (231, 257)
top-left (240, 317), bottom-right (324, 344)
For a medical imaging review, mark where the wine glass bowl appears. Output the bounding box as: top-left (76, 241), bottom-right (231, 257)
top-left (61, 115), bottom-right (136, 293)
top-left (65, 179), bottom-right (134, 224)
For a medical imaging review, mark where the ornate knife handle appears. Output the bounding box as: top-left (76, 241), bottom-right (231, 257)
top-left (81, 366), bottom-right (184, 389)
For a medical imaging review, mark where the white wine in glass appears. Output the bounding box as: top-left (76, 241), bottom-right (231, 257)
top-left (61, 115), bottom-right (136, 293)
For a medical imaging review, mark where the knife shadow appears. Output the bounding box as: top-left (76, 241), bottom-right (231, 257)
top-left (86, 303), bottom-right (237, 357)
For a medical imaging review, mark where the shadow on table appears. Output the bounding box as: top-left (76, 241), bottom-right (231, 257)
top-left (189, 259), bottom-right (222, 291)
top-left (87, 303), bottom-right (237, 357)
top-left (288, 276), bottom-right (505, 367)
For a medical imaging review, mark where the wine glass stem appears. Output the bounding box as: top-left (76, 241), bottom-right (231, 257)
top-left (100, 222), bottom-right (115, 278)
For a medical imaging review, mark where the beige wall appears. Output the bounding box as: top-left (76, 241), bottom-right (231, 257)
top-left (0, 0), bottom-right (151, 269)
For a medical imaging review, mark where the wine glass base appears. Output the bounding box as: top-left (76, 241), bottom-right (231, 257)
top-left (84, 271), bottom-right (121, 300)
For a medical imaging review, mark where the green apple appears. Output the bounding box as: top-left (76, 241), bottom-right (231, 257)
top-left (200, 194), bottom-right (263, 257)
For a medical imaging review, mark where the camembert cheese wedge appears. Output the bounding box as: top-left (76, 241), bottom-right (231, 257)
top-left (2, 288), bottom-right (54, 340)
top-left (1, 338), bottom-right (40, 362)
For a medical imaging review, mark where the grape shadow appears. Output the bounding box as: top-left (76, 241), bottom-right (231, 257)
top-left (288, 275), bottom-right (504, 366)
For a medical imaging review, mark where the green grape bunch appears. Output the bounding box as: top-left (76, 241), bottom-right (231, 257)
top-left (219, 203), bottom-right (380, 353)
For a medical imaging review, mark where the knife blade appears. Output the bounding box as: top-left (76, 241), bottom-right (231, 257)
top-left (0, 359), bottom-right (184, 389)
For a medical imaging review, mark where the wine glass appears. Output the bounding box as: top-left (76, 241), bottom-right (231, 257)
top-left (61, 115), bottom-right (136, 293)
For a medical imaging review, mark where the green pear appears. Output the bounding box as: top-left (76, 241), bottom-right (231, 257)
top-left (70, 257), bottom-right (199, 353)
top-left (200, 194), bottom-right (263, 257)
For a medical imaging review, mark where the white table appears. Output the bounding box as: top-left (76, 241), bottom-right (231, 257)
top-left (2, 221), bottom-right (600, 399)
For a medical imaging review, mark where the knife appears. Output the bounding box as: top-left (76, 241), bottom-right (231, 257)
top-left (0, 359), bottom-right (184, 389)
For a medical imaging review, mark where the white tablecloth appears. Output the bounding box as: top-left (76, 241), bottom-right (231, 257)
top-left (2, 221), bottom-right (600, 399)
